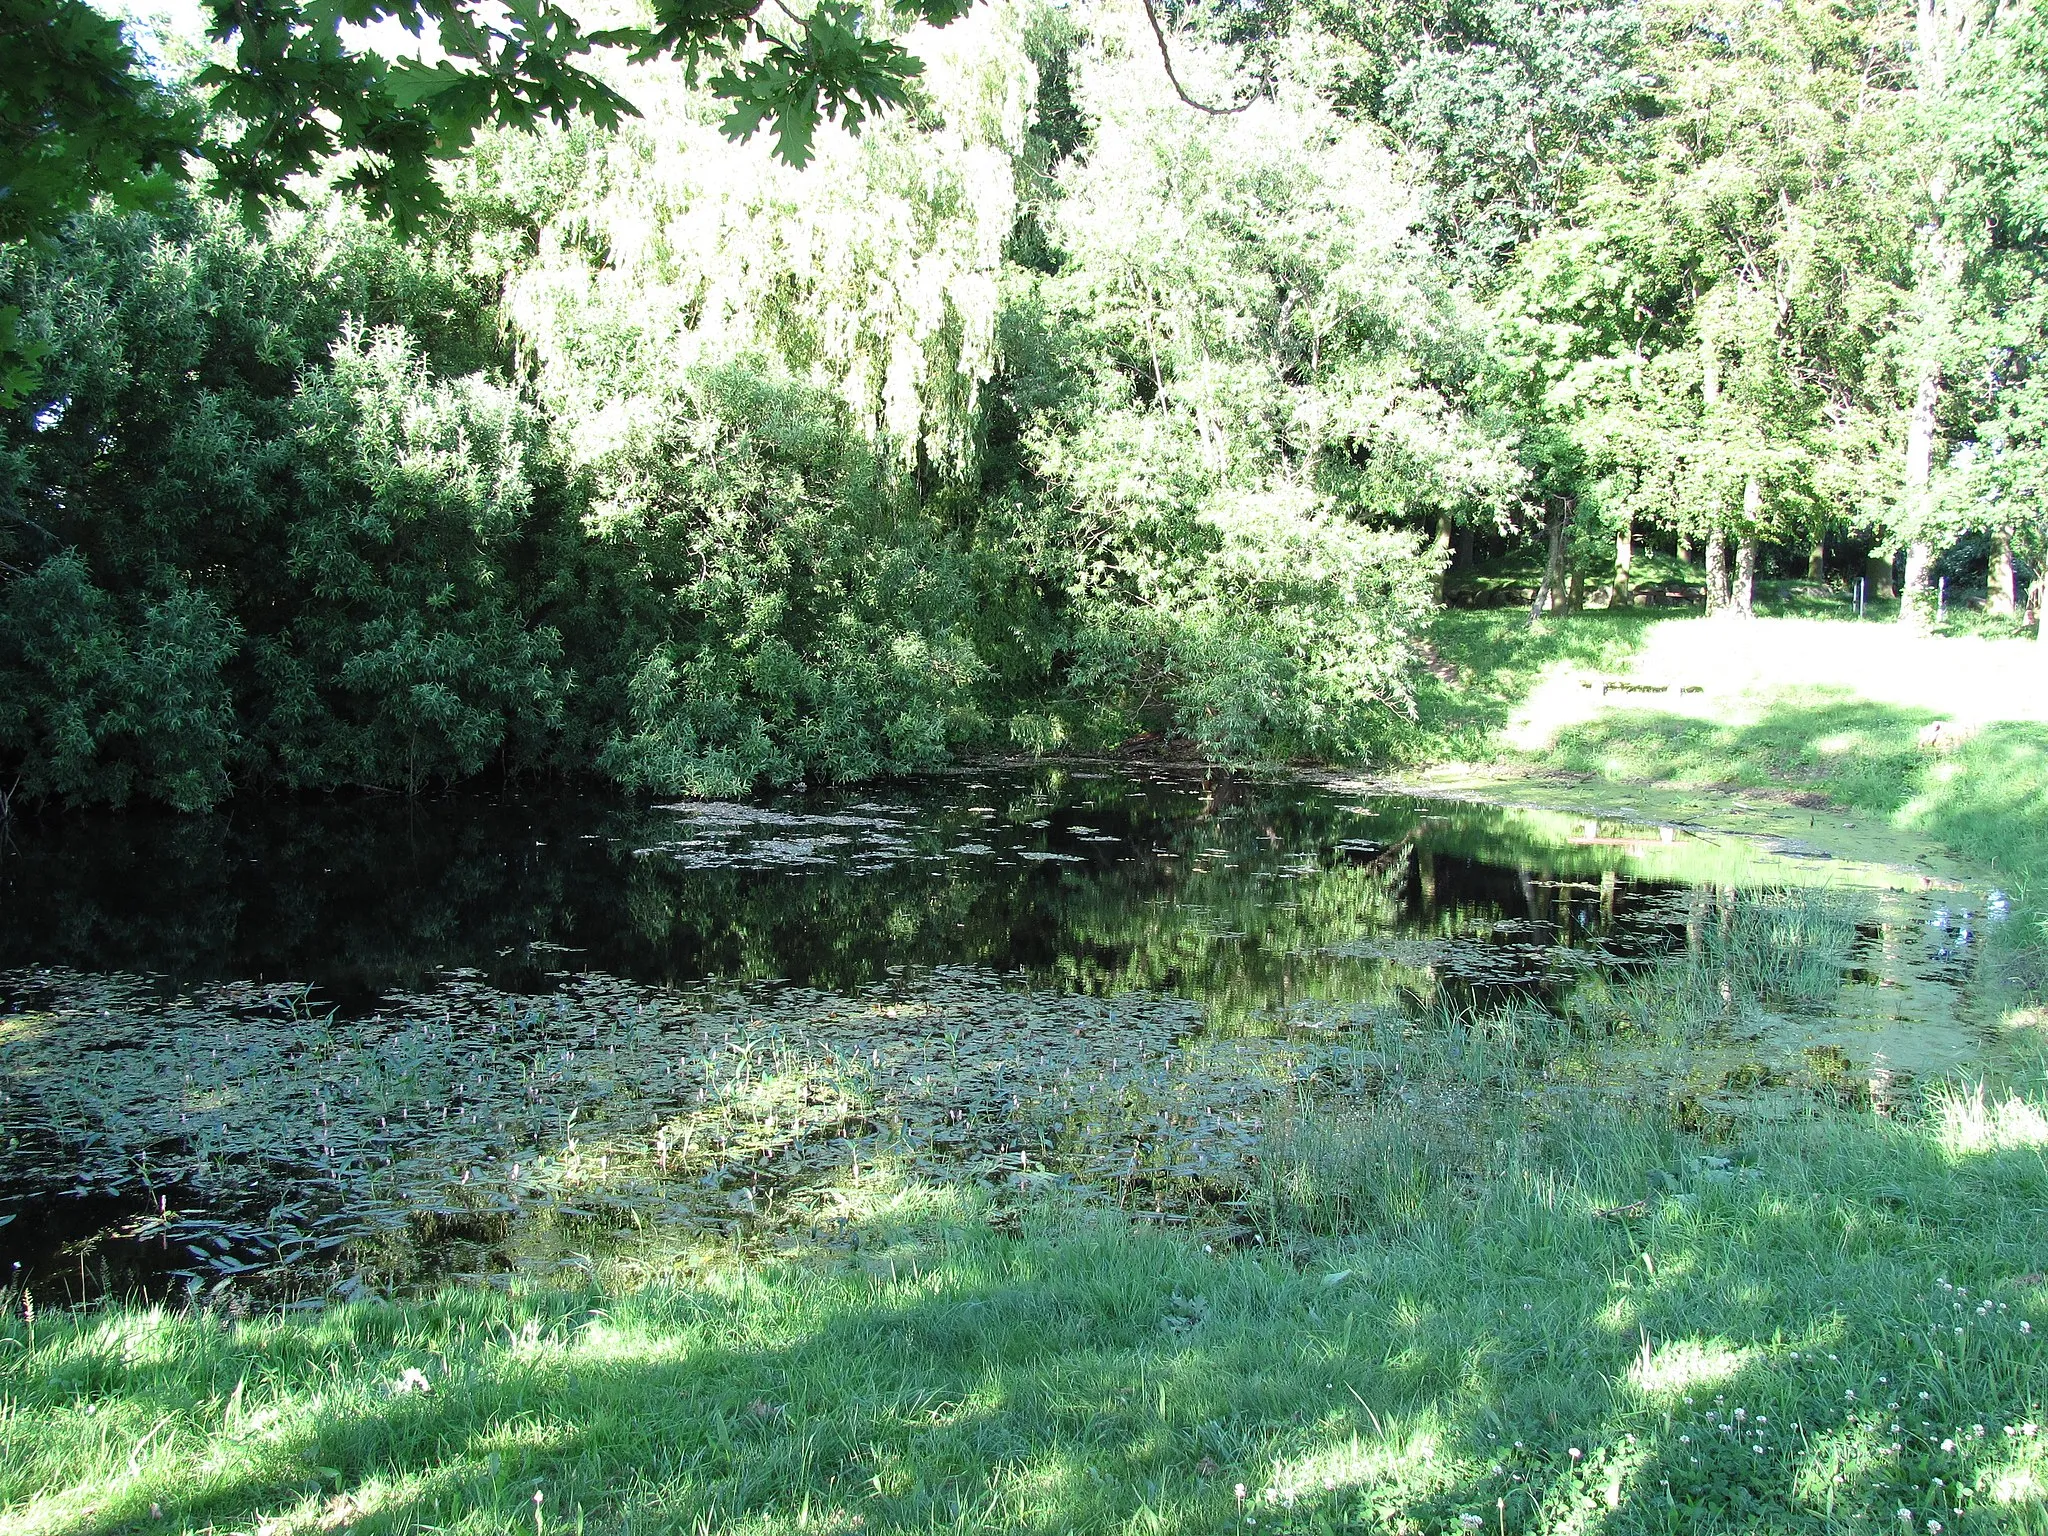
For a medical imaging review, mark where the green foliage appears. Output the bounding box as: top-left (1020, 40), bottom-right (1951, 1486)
top-left (0, 197), bottom-right (573, 804)
top-left (9, 0), bottom-right (2045, 811)
top-left (995, 22), bottom-right (1508, 759)
top-left (1325, 0), bottom-right (1657, 278)
top-left (261, 327), bottom-right (569, 792)
top-left (0, 30), bottom-right (1033, 806)
top-left (589, 368), bottom-right (990, 796)
top-left (1943, 0), bottom-right (2048, 595)
top-left (0, 552), bottom-right (238, 808)
top-left (0, 0), bottom-right (198, 245)
top-left (4, 0), bottom-right (988, 247)
top-left (1490, 0), bottom-right (1921, 567)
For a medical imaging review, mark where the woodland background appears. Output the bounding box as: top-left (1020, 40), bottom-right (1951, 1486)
top-left (4, 0), bottom-right (2046, 809)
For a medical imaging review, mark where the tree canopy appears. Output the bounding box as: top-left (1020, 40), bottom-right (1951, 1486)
top-left (3, 0), bottom-right (980, 241)
top-left (0, 0), bottom-right (2042, 809)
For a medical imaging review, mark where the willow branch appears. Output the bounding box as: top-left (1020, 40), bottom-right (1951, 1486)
top-left (1137, 0), bottom-right (1258, 116)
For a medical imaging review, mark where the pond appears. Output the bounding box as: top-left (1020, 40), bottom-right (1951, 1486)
top-left (0, 765), bottom-right (2002, 1306)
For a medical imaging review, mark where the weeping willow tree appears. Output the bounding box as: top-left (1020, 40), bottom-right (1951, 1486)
top-left (432, 2), bottom-right (1041, 795)
top-left (482, 2), bottom-right (1033, 473)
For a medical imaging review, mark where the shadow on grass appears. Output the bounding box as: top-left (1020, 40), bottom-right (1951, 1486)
top-left (9, 1102), bottom-right (2048, 1535)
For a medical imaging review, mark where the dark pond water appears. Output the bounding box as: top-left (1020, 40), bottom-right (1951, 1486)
top-left (0, 765), bottom-right (1975, 1305)
top-left (0, 766), bottom-right (1729, 1014)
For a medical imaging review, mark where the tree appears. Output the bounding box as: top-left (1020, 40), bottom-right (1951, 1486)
top-left (1496, 0), bottom-right (1919, 618)
top-left (997, 13), bottom-right (1516, 755)
top-left (1944, 0), bottom-right (2048, 647)
top-left (3, 0), bottom-right (979, 247)
top-left (1891, 0), bottom-right (1985, 629)
top-left (1339, 0), bottom-right (1656, 283)
top-left (0, 0), bottom-right (198, 244)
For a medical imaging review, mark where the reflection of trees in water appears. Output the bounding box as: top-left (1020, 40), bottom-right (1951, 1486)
top-left (0, 769), bottom-right (1895, 1024)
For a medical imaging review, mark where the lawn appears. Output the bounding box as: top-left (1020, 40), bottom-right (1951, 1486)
top-left (1407, 604), bottom-right (2048, 890)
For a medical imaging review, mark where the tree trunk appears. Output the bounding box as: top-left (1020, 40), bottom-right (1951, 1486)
top-left (1677, 535), bottom-right (1694, 563)
top-left (1704, 530), bottom-right (1730, 614)
top-left (1900, 540), bottom-right (1937, 630)
top-left (1807, 537), bottom-right (1825, 581)
top-left (1732, 478), bottom-right (1760, 616)
top-left (1989, 530), bottom-right (2016, 616)
top-left (1529, 503), bottom-right (1569, 622)
top-left (1456, 523), bottom-right (1475, 567)
top-left (1866, 550), bottom-right (1897, 600)
top-left (1614, 518), bottom-right (1634, 608)
top-left (1431, 511), bottom-right (1453, 601)
top-left (1899, 365), bottom-right (1940, 630)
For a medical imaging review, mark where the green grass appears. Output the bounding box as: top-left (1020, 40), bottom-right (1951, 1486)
top-left (7, 1088), bottom-right (2048, 1535)
top-left (1409, 606), bottom-right (2048, 889)
top-left (1392, 608), bottom-right (1670, 766)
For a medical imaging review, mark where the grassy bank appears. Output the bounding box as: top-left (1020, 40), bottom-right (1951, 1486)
top-left (1406, 606), bottom-right (2048, 887)
top-left (7, 607), bottom-right (2048, 1536)
top-left (6, 1076), bottom-right (2048, 1535)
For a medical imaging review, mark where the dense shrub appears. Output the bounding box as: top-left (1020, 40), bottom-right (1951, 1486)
top-left (0, 10), bottom-right (1477, 809)
top-left (588, 369), bottom-right (991, 797)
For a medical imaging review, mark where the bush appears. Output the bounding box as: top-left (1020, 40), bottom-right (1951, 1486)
top-left (586, 367), bottom-right (990, 795)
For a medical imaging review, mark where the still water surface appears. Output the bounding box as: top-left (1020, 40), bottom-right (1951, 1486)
top-left (0, 765), bottom-right (1989, 1302)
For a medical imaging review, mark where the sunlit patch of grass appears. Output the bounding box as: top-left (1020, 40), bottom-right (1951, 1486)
top-left (1627, 1339), bottom-right (1753, 1398)
top-left (1935, 1083), bottom-right (2048, 1155)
